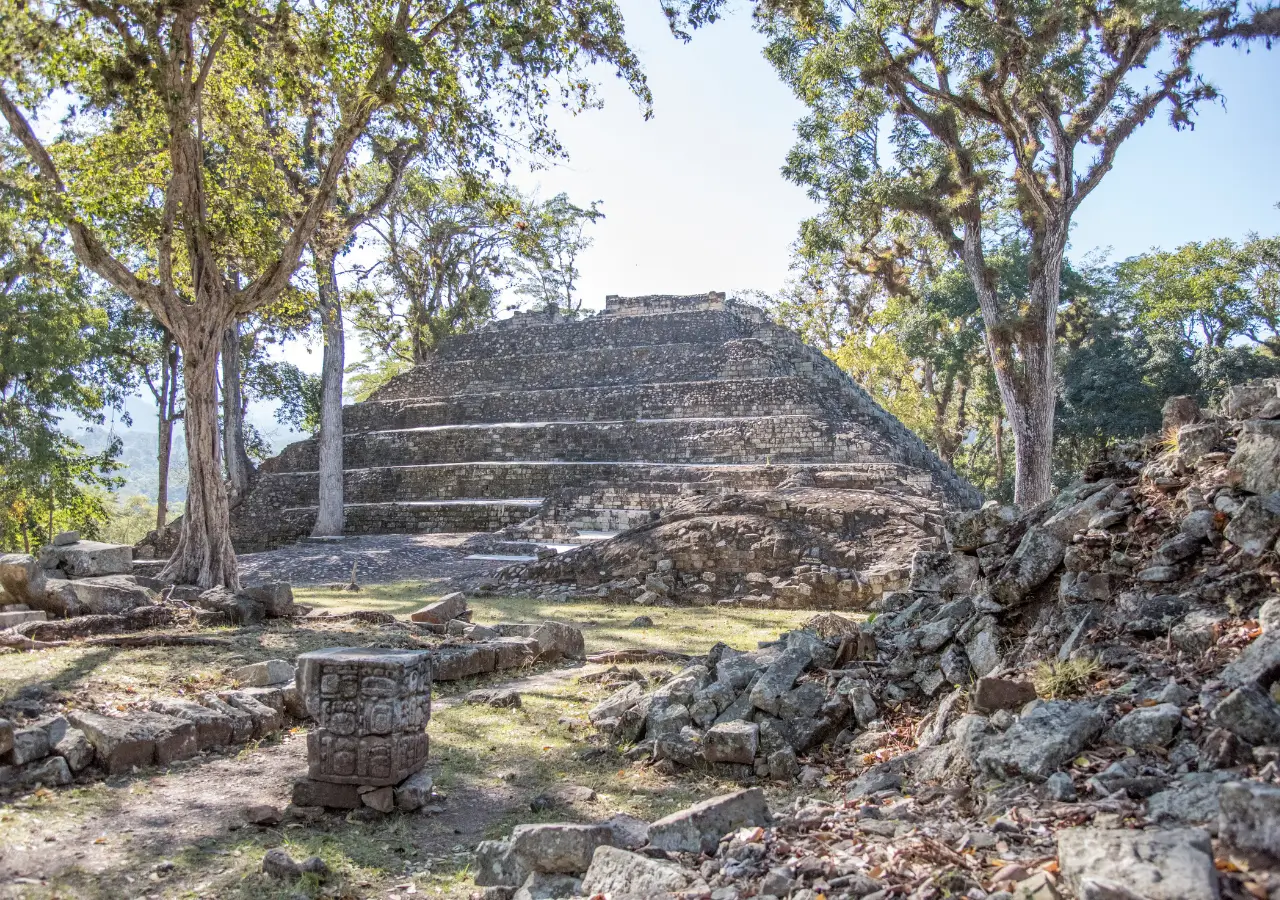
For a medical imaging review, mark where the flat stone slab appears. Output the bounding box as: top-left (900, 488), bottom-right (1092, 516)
top-left (0, 609), bottom-right (46, 628)
top-left (409, 591), bottom-right (467, 624)
top-left (648, 788), bottom-right (771, 854)
top-left (1057, 827), bottom-right (1219, 900)
top-left (38, 540), bottom-right (132, 577)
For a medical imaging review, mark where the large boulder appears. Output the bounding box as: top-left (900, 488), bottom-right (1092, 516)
top-left (0, 554), bottom-right (48, 608)
top-left (1223, 494), bottom-right (1280, 556)
top-left (991, 527), bottom-right (1065, 606)
top-left (44, 575), bottom-right (158, 617)
top-left (38, 540), bottom-right (132, 577)
top-left (978, 700), bottom-right (1104, 782)
top-left (579, 847), bottom-right (691, 897)
top-left (1230, 420), bottom-right (1280, 494)
top-left (1218, 782), bottom-right (1280, 860)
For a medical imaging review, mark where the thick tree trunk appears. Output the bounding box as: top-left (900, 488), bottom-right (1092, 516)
top-left (160, 342), bottom-right (239, 589)
top-left (156, 341), bottom-right (178, 531)
top-left (311, 248), bottom-right (346, 537)
top-left (221, 319), bottom-right (254, 503)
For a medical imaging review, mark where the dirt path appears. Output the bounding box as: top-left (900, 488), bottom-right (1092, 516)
top-left (0, 663), bottom-right (619, 900)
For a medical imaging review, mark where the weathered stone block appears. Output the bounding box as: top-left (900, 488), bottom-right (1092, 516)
top-left (7, 725), bottom-right (50, 765)
top-left (580, 846), bottom-right (690, 896)
top-left (197, 694), bottom-right (254, 743)
top-left (647, 788), bottom-right (771, 854)
top-left (234, 659), bottom-right (296, 687)
top-left (150, 698), bottom-right (234, 749)
top-left (292, 777), bottom-right (361, 809)
top-left (510, 823), bottom-right (613, 873)
top-left (44, 575), bottom-right (156, 617)
top-left (1218, 781), bottom-right (1280, 859)
top-left (219, 691), bottom-right (283, 739)
top-left (703, 721), bottom-right (759, 765)
top-left (1057, 827), bottom-right (1218, 900)
top-left (410, 591), bottom-right (468, 624)
top-left (38, 540), bottom-right (132, 577)
top-left (128, 711), bottom-right (199, 765)
top-left (67, 710), bottom-right (156, 775)
top-left (394, 769), bottom-right (434, 811)
top-left (0, 718), bottom-right (13, 757)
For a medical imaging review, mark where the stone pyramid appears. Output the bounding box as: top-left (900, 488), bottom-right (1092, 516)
top-left (230, 293), bottom-right (978, 551)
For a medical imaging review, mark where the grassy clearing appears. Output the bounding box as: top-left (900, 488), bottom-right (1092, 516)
top-left (294, 581), bottom-right (819, 656)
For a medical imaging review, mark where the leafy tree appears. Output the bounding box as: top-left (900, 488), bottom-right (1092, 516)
top-left (511, 194), bottom-right (604, 314)
top-left (0, 182), bottom-right (130, 550)
top-left (665, 0), bottom-right (1280, 503)
top-left (1, 0), bottom-right (649, 586)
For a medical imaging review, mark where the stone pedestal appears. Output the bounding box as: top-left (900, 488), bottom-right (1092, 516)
top-left (294, 648), bottom-right (431, 806)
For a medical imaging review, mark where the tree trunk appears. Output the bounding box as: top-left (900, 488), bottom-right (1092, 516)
top-left (311, 247), bottom-right (346, 537)
top-left (160, 342), bottom-right (239, 589)
top-left (993, 411), bottom-right (1006, 488)
top-left (961, 229), bottom-right (1064, 506)
top-left (221, 319), bottom-right (254, 503)
top-left (156, 339), bottom-right (178, 531)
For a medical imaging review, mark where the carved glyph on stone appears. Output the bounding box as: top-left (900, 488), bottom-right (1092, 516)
top-left (296, 647), bottom-right (431, 786)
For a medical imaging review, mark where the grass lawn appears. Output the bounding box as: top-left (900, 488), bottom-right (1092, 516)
top-left (293, 581), bottom-right (820, 656)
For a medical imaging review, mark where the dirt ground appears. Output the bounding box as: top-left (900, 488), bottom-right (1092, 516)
top-left (0, 539), bottom-right (815, 900)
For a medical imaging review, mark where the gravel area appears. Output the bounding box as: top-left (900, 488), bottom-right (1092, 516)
top-left (237, 532), bottom-right (506, 588)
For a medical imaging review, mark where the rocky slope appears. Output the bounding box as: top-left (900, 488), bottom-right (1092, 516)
top-left (476, 377), bottom-right (1280, 899)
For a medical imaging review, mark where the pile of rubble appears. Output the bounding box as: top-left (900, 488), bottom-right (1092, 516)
top-left (494, 377), bottom-right (1280, 898)
top-left (0, 530), bottom-right (300, 637)
top-left (1, 658), bottom-right (301, 793)
top-left (485, 486), bottom-right (950, 610)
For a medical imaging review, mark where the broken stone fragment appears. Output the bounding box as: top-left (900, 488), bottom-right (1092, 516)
top-left (292, 778), bottom-right (361, 809)
top-left (6, 724), bottom-right (50, 765)
top-left (218, 690), bottom-right (283, 739)
top-left (261, 847), bottom-right (328, 880)
top-left (1222, 494), bottom-right (1280, 555)
top-left (127, 711), bottom-right (199, 765)
top-left (1056, 827), bottom-right (1218, 900)
top-left (579, 846), bottom-right (691, 896)
top-left (908, 551), bottom-right (979, 595)
top-left (240, 582), bottom-right (295, 618)
top-left (474, 840), bottom-right (531, 887)
top-left (702, 721), bottom-right (758, 765)
top-left (466, 688), bottom-right (522, 709)
top-left (0, 554), bottom-right (47, 611)
top-left (233, 659), bottom-right (296, 687)
top-left (509, 823), bottom-right (613, 874)
top-left (647, 788), bottom-right (771, 854)
top-left (197, 694), bottom-right (254, 743)
top-left (1210, 683), bottom-right (1280, 746)
top-left (0, 755), bottom-right (71, 790)
top-left (409, 591), bottom-right (468, 624)
top-left (50, 726), bottom-right (94, 773)
top-left (393, 769), bottom-right (434, 812)
top-left (1229, 419), bottom-right (1280, 495)
top-left (1107, 703), bottom-right (1182, 749)
top-left (971, 676), bottom-right (1036, 714)
top-left (66, 710), bottom-right (156, 775)
top-left (359, 785), bottom-right (395, 813)
top-left (991, 527), bottom-right (1065, 606)
top-left (978, 700), bottom-right (1103, 782)
top-left (748, 649), bottom-right (809, 716)
top-left (1218, 781), bottom-right (1280, 860)
top-left (43, 575), bottom-right (157, 617)
top-left (514, 872), bottom-right (582, 900)
top-left (242, 804), bottom-right (282, 826)
top-left (38, 539), bottom-right (132, 577)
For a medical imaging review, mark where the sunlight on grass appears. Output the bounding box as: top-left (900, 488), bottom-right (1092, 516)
top-left (294, 580), bottom-right (819, 655)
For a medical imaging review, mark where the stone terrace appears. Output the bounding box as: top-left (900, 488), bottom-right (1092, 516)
top-left (230, 293), bottom-right (979, 551)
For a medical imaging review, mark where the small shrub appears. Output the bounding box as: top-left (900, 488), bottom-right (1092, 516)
top-left (1031, 657), bottom-right (1100, 699)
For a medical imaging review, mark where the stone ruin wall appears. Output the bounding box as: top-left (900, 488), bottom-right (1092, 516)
top-left (230, 293), bottom-right (979, 553)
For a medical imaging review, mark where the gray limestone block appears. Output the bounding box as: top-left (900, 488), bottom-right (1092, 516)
top-left (1107, 703), bottom-right (1183, 749)
top-left (1057, 827), bottom-right (1219, 900)
top-left (218, 691), bottom-right (283, 739)
top-left (510, 823), bottom-right (613, 874)
top-left (44, 575), bottom-right (156, 617)
top-left (197, 694), bottom-right (254, 743)
top-left (394, 769), bottom-right (434, 812)
top-left (1210, 683), bottom-right (1280, 746)
top-left (580, 846), bottom-right (691, 897)
top-left (715, 652), bottom-right (762, 692)
top-left (749, 649), bottom-right (809, 716)
top-left (647, 788), bottom-right (771, 854)
top-left (0, 555), bottom-right (47, 610)
top-left (431, 644), bottom-right (498, 681)
top-left (0, 718), bottom-right (12, 757)
top-left (1223, 493), bottom-right (1280, 555)
top-left (67, 710), bottom-right (157, 775)
top-left (646, 702), bottom-right (692, 740)
top-left (409, 591), bottom-right (468, 624)
top-left (7, 724), bottom-right (51, 765)
top-left (1218, 781), bottom-right (1280, 860)
top-left (52, 727), bottom-right (94, 773)
top-left (0, 755), bottom-right (72, 791)
top-left (909, 551), bottom-right (980, 595)
top-left (233, 659), bottom-right (296, 687)
top-left (1229, 419), bottom-right (1280, 496)
top-left (991, 527), bottom-right (1065, 606)
top-left (292, 778), bottom-right (361, 809)
top-left (587, 681), bottom-right (645, 725)
top-left (514, 873), bottom-right (582, 900)
top-left (1041, 483), bottom-right (1119, 542)
top-left (240, 582), bottom-right (295, 618)
top-left (702, 721), bottom-right (759, 765)
top-left (38, 540), bottom-right (132, 577)
top-left (978, 700), bottom-right (1104, 782)
top-left (150, 697), bottom-right (235, 749)
top-left (127, 711), bottom-right (199, 765)
top-left (474, 840), bottom-right (530, 888)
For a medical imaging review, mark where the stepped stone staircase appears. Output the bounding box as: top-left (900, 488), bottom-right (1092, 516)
top-left (230, 293), bottom-right (979, 553)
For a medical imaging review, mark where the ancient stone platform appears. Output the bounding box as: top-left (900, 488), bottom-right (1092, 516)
top-left (231, 293), bottom-right (978, 551)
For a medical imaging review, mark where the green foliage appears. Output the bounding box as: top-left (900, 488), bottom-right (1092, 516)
top-left (0, 182), bottom-right (132, 550)
top-left (510, 194), bottom-right (604, 314)
top-left (97, 494), bottom-right (183, 546)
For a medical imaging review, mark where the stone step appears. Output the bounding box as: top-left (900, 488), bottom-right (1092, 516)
top-left (434, 307), bottom-right (757, 361)
top-left (344, 376), bottom-right (826, 431)
top-left (271, 416), bottom-right (880, 471)
top-left (241, 460), bottom-right (920, 511)
top-left (235, 499), bottom-right (545, 552)
top-left (372, 339), bottom-right (801, 400)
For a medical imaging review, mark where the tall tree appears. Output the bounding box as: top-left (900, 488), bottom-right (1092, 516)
top-left (512, 194), bottom-right (604, 315)
top-left (2, 0), bottom-right (648, 586)
top-left (666, 0), bottom-right (1280, 503)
